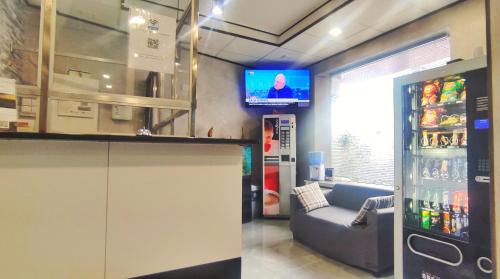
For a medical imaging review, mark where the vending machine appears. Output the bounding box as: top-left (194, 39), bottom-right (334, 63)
top-left (394, 58), bottom-right (492, 278)
top-left (262, 114), bottom-right (296, 217)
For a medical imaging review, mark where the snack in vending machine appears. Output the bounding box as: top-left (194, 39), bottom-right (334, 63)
top-left (432, 160), bottom-right (441, 179)
top-left (440, 78), bottom-right (464, 103)
top-left (451, 130), bottom-right (460, 147)
top-left (442, 191), bottom-right (450, 211)
top-left (431, 190), bottom-right (441, 210)
top-left (421, 109), bottom-right (440, 127)
top-left (440, 159), bottom-right (449, 179)
top-left (421, 80), bottom-right (440, 106)
top-left (452, 191), bottom-right (464, 214)
top-left (451, 159), bottom-right (460, 181)
top-left (454, 213), bottom-right (463, 237)
top-left (431, 132), bottom-right (439, 148)
top-left (439, 134), bottom-right (450, 147)
top-left (430, 210), bottom-right (442, 232)
top-left (422, 159), bottom-right (431, 178)
top-left (421, 130), bottom-right (430, 147)
top-left (442, 211), bottom-right (451, 234)
top-left (463, 213), bottom-right (469, 229)
top-left (460, 86), bottom-right (467, 101)
top-left (451, 212), bottom-right (462, 237)
top-left (422, 188), bottom-right (432, 209)
top-left (421, 209), bottom-right (430, 230)
top-left (440, 114), bottom-right (460, 126)
top-left (460, 113), bottom-right (467, 125)
top-left (461, 129), bottom-right (467, 146)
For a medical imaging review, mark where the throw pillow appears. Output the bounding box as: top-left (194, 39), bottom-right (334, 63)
top-left (351, 195), bottom-right (394, 225)
top-left (293, 182), bottom-right (330, 212)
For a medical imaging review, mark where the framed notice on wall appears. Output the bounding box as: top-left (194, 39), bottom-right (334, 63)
top-left (0, 78), bottom-right (16, 132)
top-left (127, 7), bottom-right (176, 74)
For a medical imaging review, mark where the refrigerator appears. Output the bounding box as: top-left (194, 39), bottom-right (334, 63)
top-left (262, 114), bottom-right (296, 217)
top-left (394, 58), bottom-right (492, 279)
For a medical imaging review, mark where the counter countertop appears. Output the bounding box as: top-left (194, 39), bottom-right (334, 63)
top-left (0, 132), bottom-right (258, 145)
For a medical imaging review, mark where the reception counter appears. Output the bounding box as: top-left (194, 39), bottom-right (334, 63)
top-left (0, 133), bottom-right (256, 279)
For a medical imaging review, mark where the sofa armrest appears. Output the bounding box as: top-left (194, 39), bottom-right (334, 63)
top-left (323, 190), bottom-right (335, 206)
top-left (367, 207), bottom-right (394, 228)
top-left (290, 193), bottom-right (305, 214)
top-left (290, 193), bottom-right (306, 233)
top-left (366, 207), bottom-right (394, 272)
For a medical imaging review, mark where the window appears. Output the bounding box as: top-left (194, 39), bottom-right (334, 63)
top-left (330, 37), bottom-right (451, 187)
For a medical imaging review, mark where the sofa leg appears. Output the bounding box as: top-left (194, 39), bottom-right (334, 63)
top-left (371, 271), bottom-right (382, 278)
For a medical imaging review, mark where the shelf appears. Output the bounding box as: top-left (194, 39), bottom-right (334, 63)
top-left (419, 178), bottom-right (467, 188)
top-left (412, 148), bottom-right (467, 157)
top-left (414, 123), bottom-right (466, 131)
top-left (415, 100), bottom-right (466, 111)
top-left (418, 146), bottom-right (467, 150)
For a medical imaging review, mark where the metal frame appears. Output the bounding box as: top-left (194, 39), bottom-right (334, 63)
top-left (32, 0), bottom-right (199, 136)
top-left (188, 0), bottom-right (198, 137)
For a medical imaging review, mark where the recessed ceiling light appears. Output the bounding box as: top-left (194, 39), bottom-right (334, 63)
top-left (102, 74), bottom-right (110, 79)
top-left (212, 0), bottom-right (224, 15)
top-left (212, 6), bottom-right (223, 15)
top-left (106, 85), bottom-right (113, 89)
top-left (329, 27), bottom-right (343, 37)
top-left (134, 53), bottom-right (139, 58)
top-left (129, 15), bottom-right (145, 25)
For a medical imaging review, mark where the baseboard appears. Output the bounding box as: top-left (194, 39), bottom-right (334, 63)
top-left (130, 257), bottom-right (241, 279)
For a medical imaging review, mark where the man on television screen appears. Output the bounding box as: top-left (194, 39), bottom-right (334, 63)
top-left (268, 73), bottom-right (293, 99)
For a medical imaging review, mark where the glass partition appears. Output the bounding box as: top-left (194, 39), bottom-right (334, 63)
top-left (1, 0), bottom-right (198, 136)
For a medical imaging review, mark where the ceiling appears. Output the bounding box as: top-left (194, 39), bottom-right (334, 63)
top-left (27, 0), bottom-right (460, 67)
top-left (197, 0), bottom-right (460, 67)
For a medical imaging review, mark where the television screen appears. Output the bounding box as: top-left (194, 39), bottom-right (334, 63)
top-left (245, 69), bottom-right (310, 107)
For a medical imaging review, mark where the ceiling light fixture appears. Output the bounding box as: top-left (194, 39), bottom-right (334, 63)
top-left (106, 85), bottom-right (113, 89)
top-left (129, 15), bottom-right (146, 25)
top-left (212, 0), bottom-right (224, 16)
top-left (102, 74), bottom-right (110, 79)
top-left (329, 27), bottom-right (343, 37)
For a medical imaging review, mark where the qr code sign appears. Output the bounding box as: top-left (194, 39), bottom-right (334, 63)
top-left (147, 38), bottom-right (159, 49)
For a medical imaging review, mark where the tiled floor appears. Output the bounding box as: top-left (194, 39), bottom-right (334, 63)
top-left (242, 219), bottom-right (394, 279)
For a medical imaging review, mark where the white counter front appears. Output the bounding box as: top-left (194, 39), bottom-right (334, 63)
top-left (0, 139), bottom-right (243, 279)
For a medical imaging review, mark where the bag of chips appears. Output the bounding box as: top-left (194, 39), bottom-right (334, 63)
top-left (421, 80), bottom-right (440, 106)
top-left (440, 78), bottom-right (465, 103)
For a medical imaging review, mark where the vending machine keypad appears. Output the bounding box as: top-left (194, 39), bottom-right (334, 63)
top-left (280, 127), bottom-right (290, 149)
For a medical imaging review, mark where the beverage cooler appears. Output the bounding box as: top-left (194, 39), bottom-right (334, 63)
top-left (262, 114), bottom-right (296, 217)
top-left (394, 58), bottom-right (492, 279)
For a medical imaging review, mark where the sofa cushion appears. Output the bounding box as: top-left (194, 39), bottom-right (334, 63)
top-left (352, 195), bottom-right (394, 225)
top-left (306, 206), bottom-right (359, 227)
top-left (293, 182), bottom-right (329, 212)
top-left (327, 182), bottom-right (394, 211)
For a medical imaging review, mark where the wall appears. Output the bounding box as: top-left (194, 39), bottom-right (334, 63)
top-left (311, 0), bottom-right (487, 162)
top-left (174, 55), bottom-right (260, 139)
top-left (487, 0), bottom-right (500, 276)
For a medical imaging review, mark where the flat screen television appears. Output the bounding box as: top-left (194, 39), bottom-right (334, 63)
top-left (245, 69), bottom-right (310, 107)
